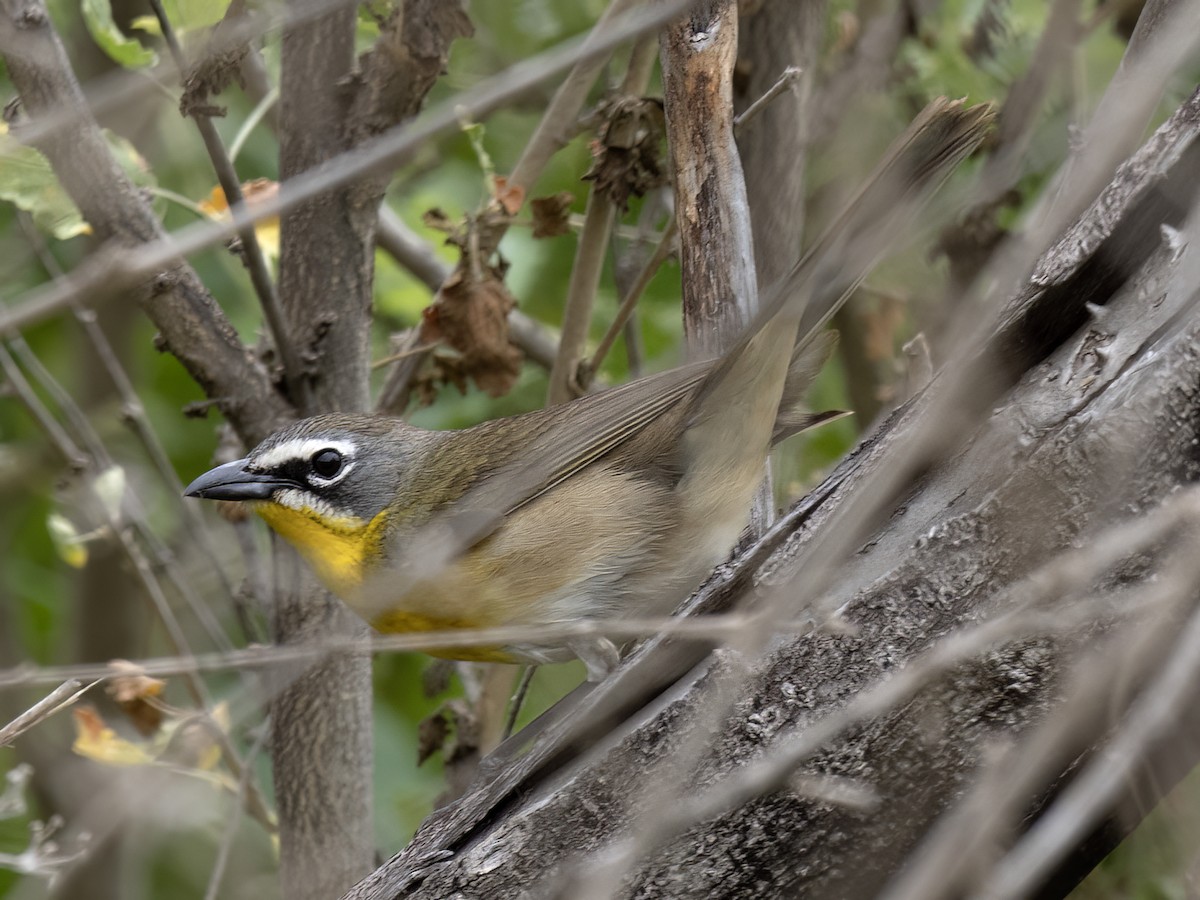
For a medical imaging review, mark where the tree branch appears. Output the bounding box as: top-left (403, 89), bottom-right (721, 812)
top-left (661, 0), bottom-right (770, 531)
top-left (661, 0), bottom-right (757, 356)
top-left (148, 0), bottom-right (311, 411)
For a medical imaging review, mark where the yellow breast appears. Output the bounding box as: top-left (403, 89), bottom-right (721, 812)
top-left (251, 502), bottom-right (518, 661)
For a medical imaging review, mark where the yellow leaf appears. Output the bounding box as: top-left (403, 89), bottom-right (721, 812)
top-left (72, 707), bottom-right (155, 766)
top-left (128, 14), bottom-right (162, 34)
top-left (47, 512), bottom-right (87, 569)
top-left (198, 179), bottom-right (280, 259)
top-left (107, 659), bottom-right (166, 736)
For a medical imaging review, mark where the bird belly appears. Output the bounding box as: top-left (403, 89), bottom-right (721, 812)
top-left (364, 465), bottom-right (674, 664)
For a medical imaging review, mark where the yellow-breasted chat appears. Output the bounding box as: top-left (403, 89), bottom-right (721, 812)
top-left (184, 99), bottom-right (992, 680)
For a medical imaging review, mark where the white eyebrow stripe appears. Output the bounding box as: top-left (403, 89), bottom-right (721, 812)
top-left (254, 438), bottom-right (357, 470)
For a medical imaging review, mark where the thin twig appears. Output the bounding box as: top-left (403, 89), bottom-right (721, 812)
top-left (203, 723), bottom-right (271, 900)
top-left (507, 0), bottom-right (640, 195)
top-left (229, 85), bottom-right (279, 163)
top-left (1, 343), bottom-right (272, 829)
top-left (545, 26), bottom-right (658, 405)
top-left (4, 320), bottom-right (238, 652)
top-left (0, 0), bottom-right (293, 446)
top-left (0, 679), bottom-right (97, 747)
top-left (0, 612), bottom-right (801, 689)
top-left (146, 0), bottom-right (311, 413)
top-left (733, 65), bottom-right (803, 133)
top-left (0, 343), bottom-right (87, 470)
top-left (502, 666), bottom-right (537, 742)
top-left (376, 206), bottom-right (450, 291)
top-left (583, 216), bottom-right (677, 384)
top-left (547, 190), bottom-right (617, 404)
top-left (976, 578), bottom-right (1200, 898)
top-left (975, 0), bottom-right (1083, 206)
top-left (110, 526), bottom-right (276, 833)
top-left (370, 342), bottom-right (438, 368)
top-left (71, 306), bottom-right (259, 642)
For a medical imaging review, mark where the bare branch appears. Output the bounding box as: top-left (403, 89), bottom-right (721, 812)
top-left (661, 0), bottom-right (757, 356)
top-left (546, 191), bottom-right (617, 404)
top-left (583, 216), bottom-right (678, 385)
top-left (203, 724), bottom-right (270, 900)
top-left (732, 64), bottom-right (803, 134)
top-left (0, 680), bottom-right (95, 747)
top-left (507, 0), bottom-right (639, 196)
top-left (147, 0), bottom-right (311, 412)
top-left (0, 613), bottom-right (797, 689)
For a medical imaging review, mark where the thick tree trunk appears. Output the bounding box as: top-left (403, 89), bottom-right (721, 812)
top-left (344, 85), bottom-right (1200, 900)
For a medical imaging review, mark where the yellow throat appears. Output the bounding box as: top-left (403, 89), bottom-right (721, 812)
top-left (252, 501), bottom-right (386, 601)
top-left (252, 502), bottom-right (520, 663)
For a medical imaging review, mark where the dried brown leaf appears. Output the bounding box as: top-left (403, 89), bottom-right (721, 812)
top-left (422, 659), bottom-right (454, 698)
top-left (420, 269), bottom-right (523, 397)
top-left (107, 660), bottom-right (166, 736)
top-left (492, 176), bottom-right (526, 216)
top-left (583, 96), bottom-right (667, 211)
top-left (530, 192), bottom-right (575, 238)
top-left (417, 699), bottom-right (479, 766)
top-left (422, 207), bottom-right (457, 234)
top-left (417, 710), bottom-right (450, 766)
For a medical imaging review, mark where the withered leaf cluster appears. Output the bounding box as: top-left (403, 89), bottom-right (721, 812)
top-left (418, 207), bottom-right (524, 399)
top-left (583, 95), bottom-right (667, 211)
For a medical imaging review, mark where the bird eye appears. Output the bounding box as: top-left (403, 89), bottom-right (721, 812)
top-left (310, 448), bottom-right (343, 479)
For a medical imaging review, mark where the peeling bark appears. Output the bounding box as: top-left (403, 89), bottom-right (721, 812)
top-left (660, 0), bottom-right (757, 356)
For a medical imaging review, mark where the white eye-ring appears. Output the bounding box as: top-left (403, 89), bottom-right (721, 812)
top-left (308, 449), bottom-right (354, 486)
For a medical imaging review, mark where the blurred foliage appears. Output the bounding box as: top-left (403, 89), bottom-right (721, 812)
top-left (0, 0), bottom-right (1196, 895)
top-left (1073, 761), bottom-right (1200, 899)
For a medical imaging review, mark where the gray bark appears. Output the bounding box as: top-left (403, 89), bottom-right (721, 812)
top-left (734, 0), bottom-right (825, 286)
top-left (344, 85), bottom-right (1200, 900)
top-left (272, 3), bottom-right (469, 897)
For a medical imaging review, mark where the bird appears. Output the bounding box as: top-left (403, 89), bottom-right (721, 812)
top-left (185, 98), bottom-right (992, 680)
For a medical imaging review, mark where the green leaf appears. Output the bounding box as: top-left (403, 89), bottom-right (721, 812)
top-left (160, 0), bottom-right (232, 34)
top-left (0, 126), bottom-right (157, 239)
top-left (128, 14), bottom-right (162, 35)
top-left (0, 126), bottom-right (91, 239)
top-left (81, 0), bottom-right (157, 68)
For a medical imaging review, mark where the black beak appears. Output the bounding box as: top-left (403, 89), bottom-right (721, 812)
top-left (184, 459), bottom-right (290, 501)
